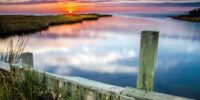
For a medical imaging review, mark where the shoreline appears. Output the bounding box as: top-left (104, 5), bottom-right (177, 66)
top-left (170, 8), bottom-right (200, 23)
top-left (0, 14), bottom-right (112, 38)
top-left (170, 15), bottom-right (200, 23)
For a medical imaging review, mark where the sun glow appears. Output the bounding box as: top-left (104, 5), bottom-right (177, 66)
top-left (69, 10), bottom-right (73, 14)
top-left (63, 3), bottom-right (80, 14)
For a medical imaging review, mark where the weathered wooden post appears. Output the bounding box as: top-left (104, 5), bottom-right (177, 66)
top-left (136, 31), bottom-right (159, 91)
top-left (21, 52), bottom-right (34, 69)
top-left (10, 52), bottom-right (34, 79)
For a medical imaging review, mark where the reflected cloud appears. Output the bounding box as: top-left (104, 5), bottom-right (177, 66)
top-left (157, 60), bottom-right (178, 69)
top-left (55, 65), bottom-right (137, 75)
top-left (69, 51), bottom-right (136, 65)
top-left (34, 49), bottom-right (137, 74)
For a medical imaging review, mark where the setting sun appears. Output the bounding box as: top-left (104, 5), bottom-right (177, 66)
top-left (69, 10), bottom-right (73, 14)
top-left (62, 2), bottom-right (80, 14)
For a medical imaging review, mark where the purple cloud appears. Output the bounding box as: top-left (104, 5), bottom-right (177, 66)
top-left (0, 0), bottom-right (200, 4)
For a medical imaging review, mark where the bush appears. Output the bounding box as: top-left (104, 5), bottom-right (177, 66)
top-left (188, 8), bottom-right (200, 17)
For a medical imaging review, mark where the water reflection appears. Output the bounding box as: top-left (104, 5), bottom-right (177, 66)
top-left (35, 16), bottom-right (200, 40)
top-left (1, 15), bottom-right (200, 99)
top-left (32, 16), bottom-right (200, 99)
top-left (29, 34), bottom-right (139, 74)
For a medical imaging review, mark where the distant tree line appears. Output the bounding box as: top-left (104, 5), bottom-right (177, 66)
top-left (188, 8), bottom-right (200, 17)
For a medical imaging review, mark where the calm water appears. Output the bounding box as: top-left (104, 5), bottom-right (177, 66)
top-left (2, 14), bottom-right (200, 99)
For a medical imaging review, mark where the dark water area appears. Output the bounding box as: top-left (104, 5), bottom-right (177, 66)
top-left (1, 13), bottom-right (200, 99)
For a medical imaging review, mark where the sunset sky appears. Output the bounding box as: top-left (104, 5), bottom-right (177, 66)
top-left (0, 0), bottom-right (200, 14)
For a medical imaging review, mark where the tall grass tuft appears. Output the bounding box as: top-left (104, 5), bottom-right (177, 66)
top-left (0, 69), bottom-right (72, 100)
top-left (0, 36), bottom-right (72, 99)
top-left (0, 36), bottom-right (29, 64)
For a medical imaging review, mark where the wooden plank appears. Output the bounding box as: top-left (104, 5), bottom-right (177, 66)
top-left (0, 61), bottom-right (10, 72)
top-left (137, 31), bottom-right (159, 91)
top-left (122, 87), bottom-right (193, 100)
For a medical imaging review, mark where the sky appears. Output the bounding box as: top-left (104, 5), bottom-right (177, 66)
top-left (0, 0), bottom-right (200, 3)
top-left (0, 0), bottom-right (200, 14)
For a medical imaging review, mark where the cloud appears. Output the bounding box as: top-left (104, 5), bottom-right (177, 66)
top-left (1, 0), bottom-right (200, 4)
top-left (95, 0), bottom-right (200, 3)
top-left (0, 0), bottom-right (29, 3)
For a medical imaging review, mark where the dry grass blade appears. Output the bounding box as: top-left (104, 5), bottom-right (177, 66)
top-left (0, 35), bottom-right (29, 64)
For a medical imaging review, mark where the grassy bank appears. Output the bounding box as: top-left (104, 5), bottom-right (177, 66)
top-left (170, 8), bottom-right (200, 22)
top-left (0, 14), bottom-right (112, 38)
top-left (0, 69), bottom-right (71, 100)
top-left (171, 15), bottom-right (200, 22)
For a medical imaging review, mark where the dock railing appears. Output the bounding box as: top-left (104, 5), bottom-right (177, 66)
top-left (0, 31), bottom-right (193, 100)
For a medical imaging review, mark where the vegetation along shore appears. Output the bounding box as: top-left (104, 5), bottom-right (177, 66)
top-left (0, 14), bottom-right (112, 38)
top-left (170, 8), bottom-right (200, 22)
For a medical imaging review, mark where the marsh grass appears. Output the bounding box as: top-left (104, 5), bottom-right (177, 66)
top-left (0, 65), bottom-right (72, 100)
top-left (0, 69), bottom-right (72, 100)
top-left (0, 14), bottom-right (111, 37)
top-left (0, 70), bottom-right (43, 100)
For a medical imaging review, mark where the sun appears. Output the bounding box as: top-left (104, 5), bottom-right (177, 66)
top-left (69, 10), bottom-right (73, 14)
top-left (62, 3), bottom-right (79, 14)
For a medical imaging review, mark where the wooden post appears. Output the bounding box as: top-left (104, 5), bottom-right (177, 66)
top-left (21, 52), bottom-right (34, 69)
top-left (136, 31), bottom-right (159, 91)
